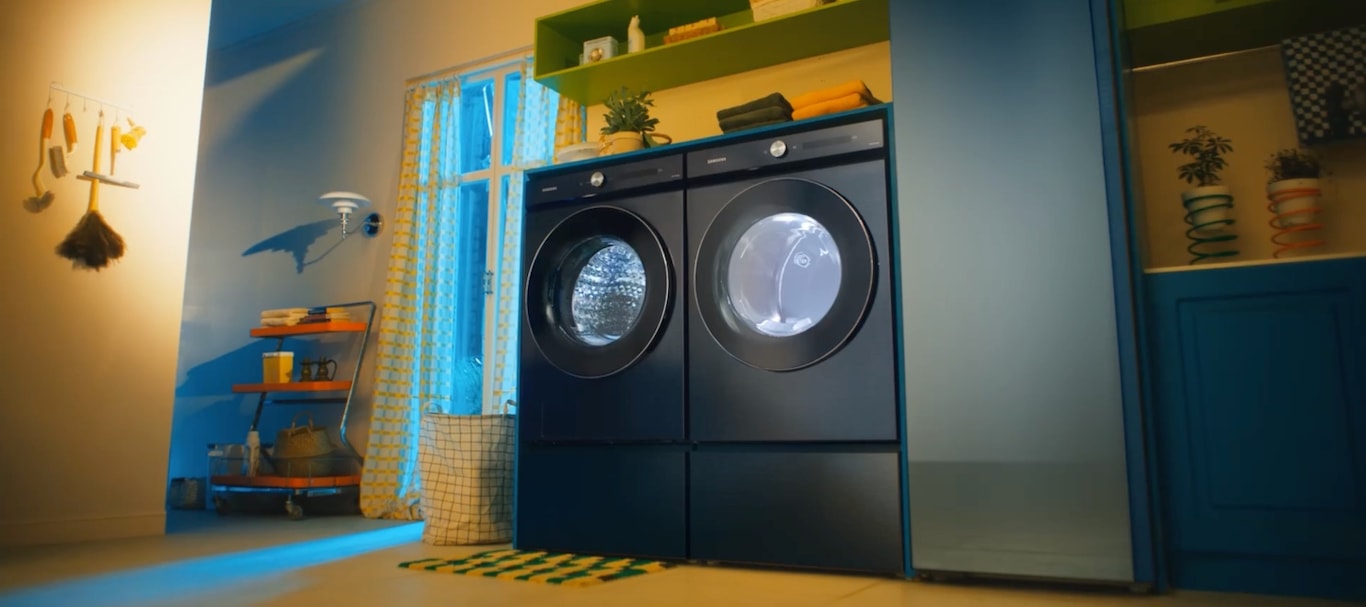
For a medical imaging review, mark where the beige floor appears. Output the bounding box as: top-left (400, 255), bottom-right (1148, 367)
top-left (0, 513), bottom-right (1354, 607)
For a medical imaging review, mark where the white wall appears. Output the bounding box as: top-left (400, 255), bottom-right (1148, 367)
top-left (0, 0), bottom-right (211, 547)
top-left (170, 0), bottom-right (891, 481)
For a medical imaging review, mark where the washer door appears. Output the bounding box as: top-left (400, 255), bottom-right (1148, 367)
top-left (694, 178), bottom-right (875, 372)
top-left (526, 205), bottom-right (672, 379)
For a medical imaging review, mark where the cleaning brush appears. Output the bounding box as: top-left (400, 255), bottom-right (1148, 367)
top-left (57, 116), bottom-right (125, 270)
top-left (24, 108), bottom-right (55, 213)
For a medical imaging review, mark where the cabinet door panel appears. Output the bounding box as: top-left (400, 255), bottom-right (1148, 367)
top-left (1149, 259), bottom-right (1366, 564)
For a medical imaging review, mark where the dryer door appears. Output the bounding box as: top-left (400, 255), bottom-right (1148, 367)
top-left (694, 178), bottom-right (875, 372)
top-left (526, 206), bottom-right (672, 379)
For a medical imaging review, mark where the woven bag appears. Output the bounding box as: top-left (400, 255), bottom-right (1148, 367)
top-left (274, 411), bottom-right (333, 459)
top-left (418, 412), bottom-right (515, 545)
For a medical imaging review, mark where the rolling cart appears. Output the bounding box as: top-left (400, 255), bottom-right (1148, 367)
top-left (209, 301), bottom-right (376, 520)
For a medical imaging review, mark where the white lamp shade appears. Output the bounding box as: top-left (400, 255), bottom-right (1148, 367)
top-left (319, 191), bottom-right (371, 214)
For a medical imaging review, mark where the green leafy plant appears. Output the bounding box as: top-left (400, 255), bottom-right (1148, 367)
top-left (1168, 125), bottom-right (1233, 187)
top-left (1264, 148), bottom-right (1324, 183)
top-left (600, 87), bottom-right (659, 136)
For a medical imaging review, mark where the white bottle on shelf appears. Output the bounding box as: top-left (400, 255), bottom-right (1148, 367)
top-left (628, 15), bottom-right (645, 53)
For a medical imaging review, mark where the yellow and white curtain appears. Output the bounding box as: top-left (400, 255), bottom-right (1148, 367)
top-left (360, 76), bottom-right (461, 520)
top-left (361, 60), bottom-right (559, 520)
top-left (490, 62), bottom-right (559, 411)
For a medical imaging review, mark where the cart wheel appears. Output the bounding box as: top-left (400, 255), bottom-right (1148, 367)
top-left (212, 496), bottom-right (229, 516)
top-left (285, 501), bottom-right (304, 520)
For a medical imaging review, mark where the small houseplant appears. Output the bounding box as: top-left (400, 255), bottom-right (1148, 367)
top-left (599, 87), bottom-right (669, 155)
top-left (1265, 148), bottom-right (1325, 226)
top-left (1169, 125), bottom-right (1235, 232)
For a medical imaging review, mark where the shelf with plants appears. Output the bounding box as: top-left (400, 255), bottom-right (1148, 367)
top-left (534, 0), bottom-right (890, 105)
top-left (1139, 121), bottom-right (1362, 274)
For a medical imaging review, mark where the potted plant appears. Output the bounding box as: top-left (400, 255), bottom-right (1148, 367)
top-left (1265, 148), bottom-right (1325, 227)
top-left (599, 87), bottom-right (668, 155)
top-left (1169, 125), bottom-right (1235, 232)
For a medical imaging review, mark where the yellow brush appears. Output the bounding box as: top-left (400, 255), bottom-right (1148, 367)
top-left (63, 111), bottom-right (77, 154)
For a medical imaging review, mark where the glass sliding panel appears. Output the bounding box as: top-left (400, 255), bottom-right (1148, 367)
top-left (460, 79), bottom-right (494, 174)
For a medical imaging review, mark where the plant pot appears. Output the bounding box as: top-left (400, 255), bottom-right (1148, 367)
top-left (1267, 178), bottom-right (1321, 227)
top-left (599, 131), bottom-right (646, 155)
top-left (1181, 185), bottom-right (1234, 233)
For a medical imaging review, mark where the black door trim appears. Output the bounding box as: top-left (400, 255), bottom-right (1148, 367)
top-left (526, 205), bottom-right (672, 379)
top-left (693, 178), bottom-right (875, 372)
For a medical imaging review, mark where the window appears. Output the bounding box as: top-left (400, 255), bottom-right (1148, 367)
top-left (412, 54), bottom-right (550, 414)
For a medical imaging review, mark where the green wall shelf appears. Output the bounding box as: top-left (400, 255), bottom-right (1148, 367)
top-left (1125, 0), bottom-right (1366, 69)
top-left (534, 0), bottom-right (890, 106)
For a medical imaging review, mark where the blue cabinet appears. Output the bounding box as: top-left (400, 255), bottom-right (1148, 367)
top-left (1146, 256), bottom-right (1366, 601)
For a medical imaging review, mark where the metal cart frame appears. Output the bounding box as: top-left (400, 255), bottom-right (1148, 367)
top-left (209, 300), bottom-right (377, 520)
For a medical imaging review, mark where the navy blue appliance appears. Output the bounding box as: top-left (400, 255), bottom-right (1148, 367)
top-left (515, 153), bottom-right (688, 560)
top-left (684, 111), bottom-right (904, 573)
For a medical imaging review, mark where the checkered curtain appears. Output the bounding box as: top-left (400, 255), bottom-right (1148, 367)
top-left (360, 77), bottom-right (464, 520)
top-left (488, 61), bottom-right (559, 414)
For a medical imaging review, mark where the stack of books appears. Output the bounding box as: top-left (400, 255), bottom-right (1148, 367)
top-left (259, 307), bottom-right (352, 327)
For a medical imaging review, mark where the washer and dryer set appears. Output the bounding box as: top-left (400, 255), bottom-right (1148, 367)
top-left (516, 107), bottom-right (904, 574)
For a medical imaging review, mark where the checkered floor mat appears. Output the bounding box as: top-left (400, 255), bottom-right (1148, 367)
top-left (398, 549), bottom-right (677, 587)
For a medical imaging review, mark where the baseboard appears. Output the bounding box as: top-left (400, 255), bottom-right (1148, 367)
top-left (0, 511), bottom-right (166, 549)
top-left (1171, 552), bottom-right (1366, 603)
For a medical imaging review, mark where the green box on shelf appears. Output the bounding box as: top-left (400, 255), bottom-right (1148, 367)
top-left (534, 0), bottom-right (889, 105)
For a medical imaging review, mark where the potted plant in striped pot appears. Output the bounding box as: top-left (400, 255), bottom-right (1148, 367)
top-left (1169, 125), bottom-right (1235, 233)
top-left (1265, 147), bottom-right (1326, 227)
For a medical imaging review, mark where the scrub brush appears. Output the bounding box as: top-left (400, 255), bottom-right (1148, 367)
top-left (24, 108), bottom-right (55, 213)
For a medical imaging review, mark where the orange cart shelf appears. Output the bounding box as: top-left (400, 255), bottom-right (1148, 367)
top-left (211, 474), bottom-right (362, 489)
top-left (232, 380), bottom-right (352, 393)
top-left (249, 321), bottom-right (368, 338)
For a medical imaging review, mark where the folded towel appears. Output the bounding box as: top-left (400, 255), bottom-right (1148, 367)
top-left (260, 317), bottom-right (301, 327)
top-left (261, 308), bottom-right (309, 318)
top-left (792, 93), bottom-right (871, 121)
top-left (721, 118), bottom-right (792, 134)
top-left (790, 80), bottom-right (879, 110)
top-left (719, 106), bottom-right (793, 132)
top-left (716, 93), bottom-right (793, 121)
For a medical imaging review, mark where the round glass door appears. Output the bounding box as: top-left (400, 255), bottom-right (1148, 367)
top-left (561, 238), bottom-right (647, 346)
top-left (694, 178), bottom-right (875, 372)
top-left (726, 212), bottom-right (843, 338)
top-left (526, 206), bottom-right (672, 379)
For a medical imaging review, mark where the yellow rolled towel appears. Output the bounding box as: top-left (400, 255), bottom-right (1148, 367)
top-left (790, 80), bottom-right (875, 110)
top-left (792, 93), bottom-right (869, 120)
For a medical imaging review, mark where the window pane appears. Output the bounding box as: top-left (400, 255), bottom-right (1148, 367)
top-left (502, 70), bottom-right (523, 166)
top-left (460, 79), bottom-right (494, 173)
top-left (452, 179), bottom-right (490, 411)
top-left (726, 213), bottom-right (842, 337)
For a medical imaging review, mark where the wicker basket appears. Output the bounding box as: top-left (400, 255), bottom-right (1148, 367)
top-left (274, 412), bottom-right (333, 459)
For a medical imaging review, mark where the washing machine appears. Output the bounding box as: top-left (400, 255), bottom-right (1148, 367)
top-left (684, 109), bottom-right (904, 573)
top-left (515, 152), bottom-right (687, 560)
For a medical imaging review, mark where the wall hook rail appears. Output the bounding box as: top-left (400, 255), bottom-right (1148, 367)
top-left (48, 82), bottom-right (133, 115)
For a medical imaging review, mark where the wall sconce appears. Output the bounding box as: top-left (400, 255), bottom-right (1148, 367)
top-left (318, 191), bottom-right (383, 239)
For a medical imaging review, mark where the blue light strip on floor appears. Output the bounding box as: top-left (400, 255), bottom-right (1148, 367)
top-left (0, 523), bottom-right (422, 607)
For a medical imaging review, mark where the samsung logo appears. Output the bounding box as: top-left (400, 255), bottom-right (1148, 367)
top-left (540, 186), bottom-right (558, 193)
top-left (706, 157), bottom-right (727, 165)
